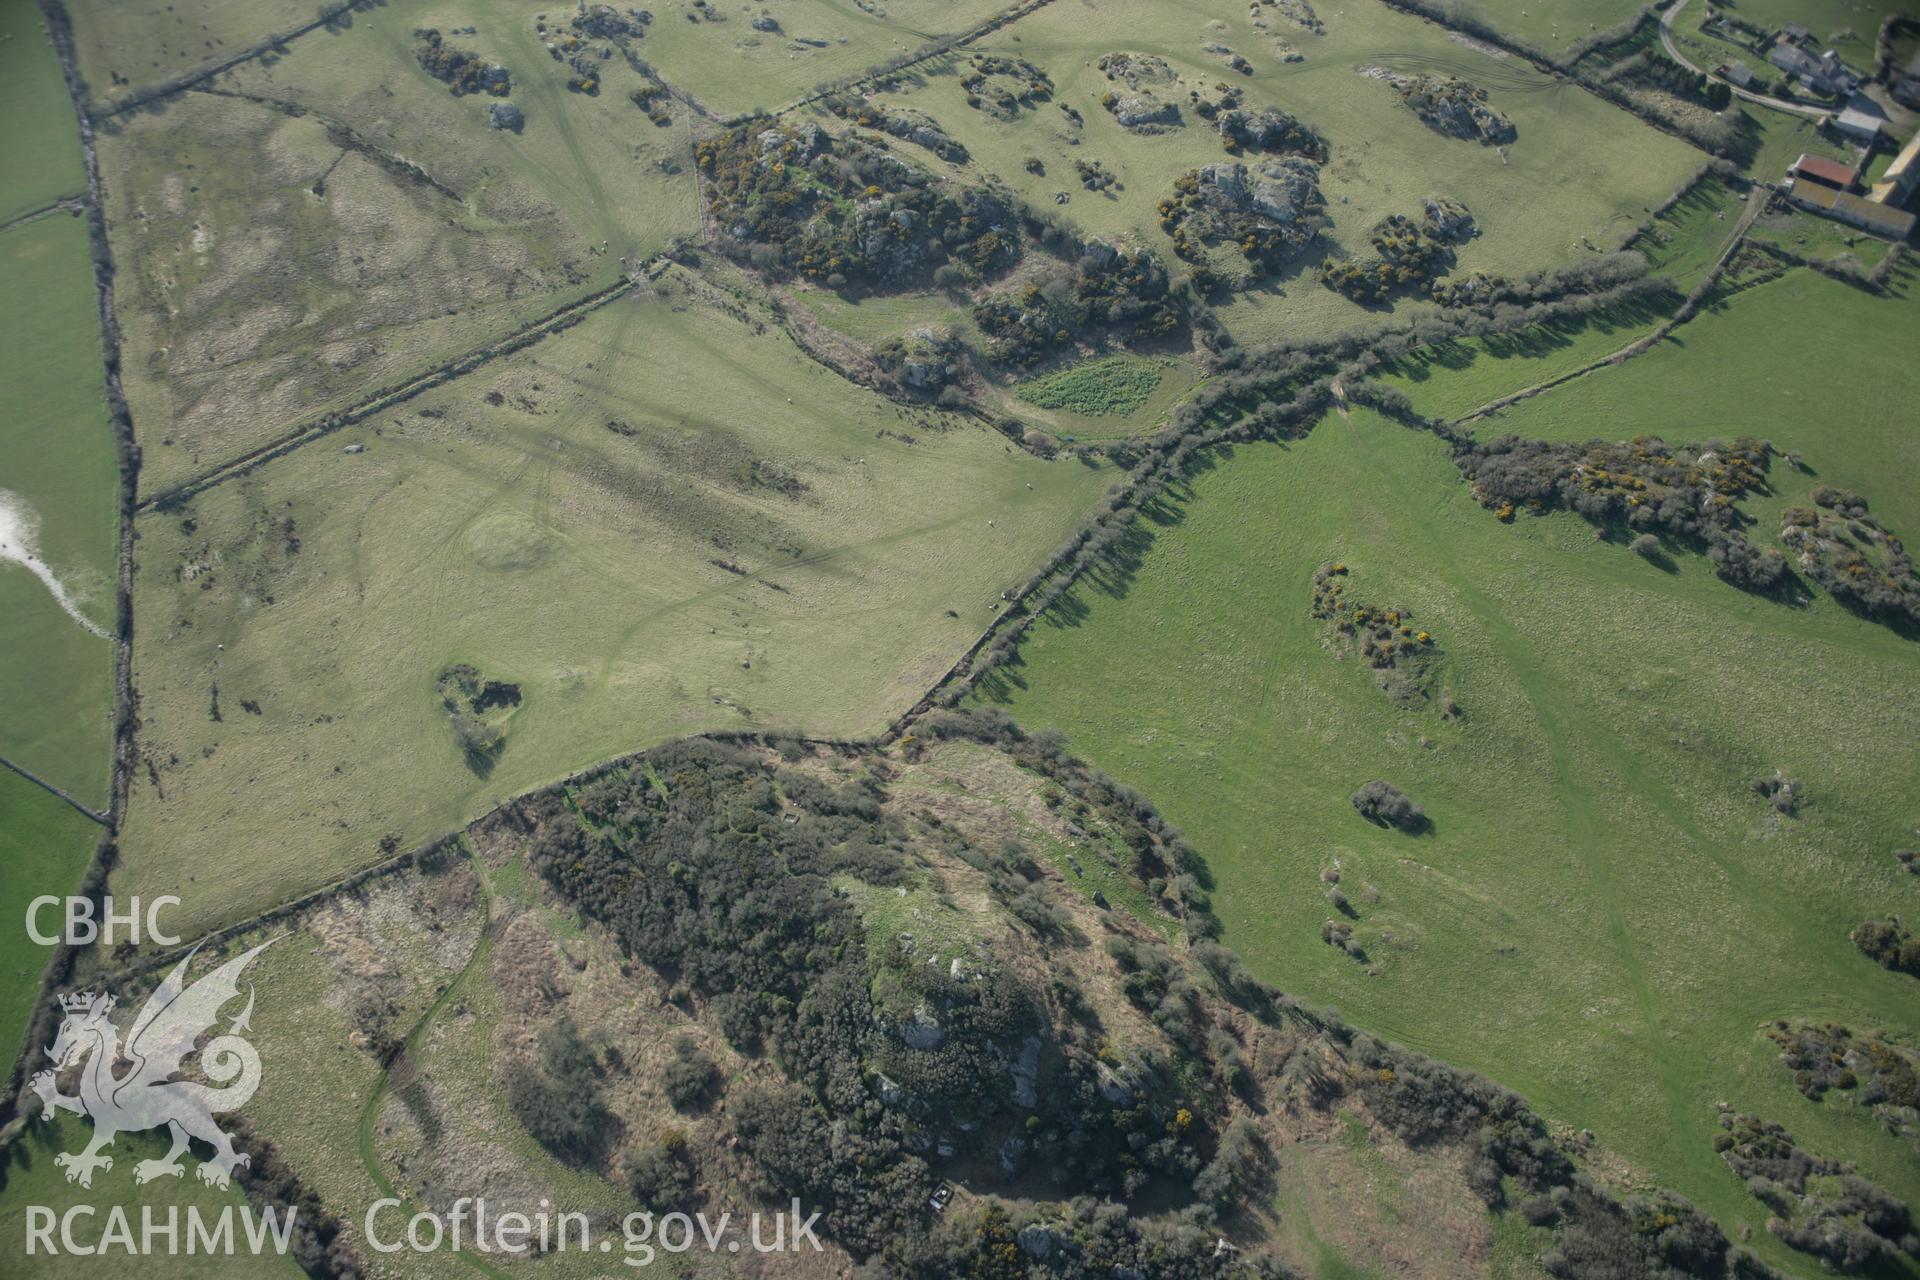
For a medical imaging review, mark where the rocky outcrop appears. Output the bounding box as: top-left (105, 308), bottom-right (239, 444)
top-left (1196, 157), bottom-right (1323, 224)
top-left (1384, 72), bottom-right (1516, 145)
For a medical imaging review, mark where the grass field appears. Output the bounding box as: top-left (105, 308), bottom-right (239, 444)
top-left (0, 214), bottom-right (118, 804)
top-left (636, 0), bottom-right (1014, 118)
top-left (1446, 0), bottom-right (1647, 59)
top-left (1378, 290), bottom-right (1677, 421)
top-left (0, 771), bottom-right (99, 1067)
top-left (1745, 203), bottom-right (1895, 272)
top-left (111, 270), bottom-right (1110, 940)
top-left (976, 270), bottom-right (1920, 1275)
top-left (0, 2), bottom-right (85, 222)
top-left (847, 0), bottom-right (1703, 349)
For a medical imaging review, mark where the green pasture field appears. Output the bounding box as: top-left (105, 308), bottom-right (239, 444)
top-left (0, 3), bottom-right (85, 222)
top-left (97, 0), bottom-right (711, 492)
top-left (1378, 289), bottom-right (1677, 421)
top-left (0, 1114), bottom-right (304, 1278)
top-left (849, 0), bottom-right (1702, 350)
top-left (1732, 103), bottom-right (1857, 182)
top-left (1483, 264), bottom-right (1920, 537)
top-left (976, 303), bottom-right (1920, 1273)
top-left (1630, 174), bottom-right (1748, 284)
top-left (62, 0), bottom-right (320, 105)
top-left (0, 214), bottom-right (117, 803)
top-left (798, 284), bottom-right (971, 344)
top-left (111, 269), bottom-right (1110, 940)
top-left (0, 771), bottom-right (98, 1066)
top-left (1746, 204), bottom-right (1895, 272)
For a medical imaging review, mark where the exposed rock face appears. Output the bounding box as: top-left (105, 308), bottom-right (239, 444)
top-left (900, 1004), bottom-right (946, 1050)
top-left (1386, 72), bottom-right (1516, 144)
top-left (1110, 91), bottom-right (1181, 129)
top-left (1097, 50), bottom-right (1178, 88)
top-left (759, 121), bottom-right (827, 158)
top-left (487, 101), bottom-right (525, 131)
top-left (1217, 105), bottom-right (1328, 158)
top-left (750, 14), bottom-right (780, 31)
top-left (1421, 196), bottom-right (1476, 242)
top-left (1197, 157), bottom-right (1322, 223)
top-left (875, 109), bottom-right (969, 164)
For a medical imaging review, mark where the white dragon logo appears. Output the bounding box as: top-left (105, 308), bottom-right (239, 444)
top-left (31, 940), bottom-right (273, 1190)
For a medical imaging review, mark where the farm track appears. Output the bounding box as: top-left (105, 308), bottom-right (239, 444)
top-left (1453, 183), bottom-right (1772, 425)
top-left (0, 753), bottom-right (107, 825)
top-left (0, 195), bottom-right (86, 235)
top-left (355, 866), bottom-right (511, 1280)
top-left (1658, 0), bottom-right (1828, 120)
top-left (767, 0), bottom-right (1064, 120)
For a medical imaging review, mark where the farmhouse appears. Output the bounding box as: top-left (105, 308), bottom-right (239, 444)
top-left (1768, 45), bottom-right (1859, 96)
top-left (1784, 177), bottom-right (1917, 240)
top-left (1719, 62), bottom-right (1755, 89)
top-left (1789, 152), bottom-right (1857, 191)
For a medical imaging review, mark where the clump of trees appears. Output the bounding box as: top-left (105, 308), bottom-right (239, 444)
top-left (1852, 918), bottom-right (1920, 978)
top-left (1779, 487), bottom-right (1920, 629)
top-left (436, 664), bottom-right (518, 771)
top-left (1351, 780), bottom-right (1426, 831)
top-left (507, 1016), bottom-right (617, 1165)
top-left (662, 1035), bottom-right (720, 1111)
top-left (413, 30), bottom-right (510, 96)
top-left (696, 122), bottom-right (1020, 293)
top-left (1310, 564), bottom-right (1444, 708)
top-left (1321, 212), bottom-right (1457, 304)
top-left (1715, 1112), bottom-right (1918, 1269)
top-left (958, 54), bottom-right (1054, 118)
top-left (1453, 434), bottom-right (1788, 592)
top-left (623, 1129), bottom-right (697, 1211)
top-left (1159, 159), bottom-right (1329, 277)
top-left (971, 247), bottom-right (1180, 366)
top-left (1765, 1021), bottom-right (1920, 1136)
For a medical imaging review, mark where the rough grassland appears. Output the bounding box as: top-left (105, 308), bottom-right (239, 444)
top-left (0, 771), bottom-right (97, 1065)
top-left (97, 7), bottom-right (710, 491)
top-left (113, 273), bottom-right (1110, 939)
top-left (63, 0), bottom-right (328, 105)
top-left (0, 3), bottom-right (86, 221)
top-left (636, 0), bottom-right (1015, 118)
top-left (977, 394), bottom-right (1919, 1275)
top-left (855, 0), bottom-right (1702, 347)
top-left (216, 0), bottom-right (706, 253)
top-left (0, 214), bottom-right (117, 804)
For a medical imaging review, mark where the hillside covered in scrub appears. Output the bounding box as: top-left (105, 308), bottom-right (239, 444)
top-left (214, 715), bottom-right (1804, 1280)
